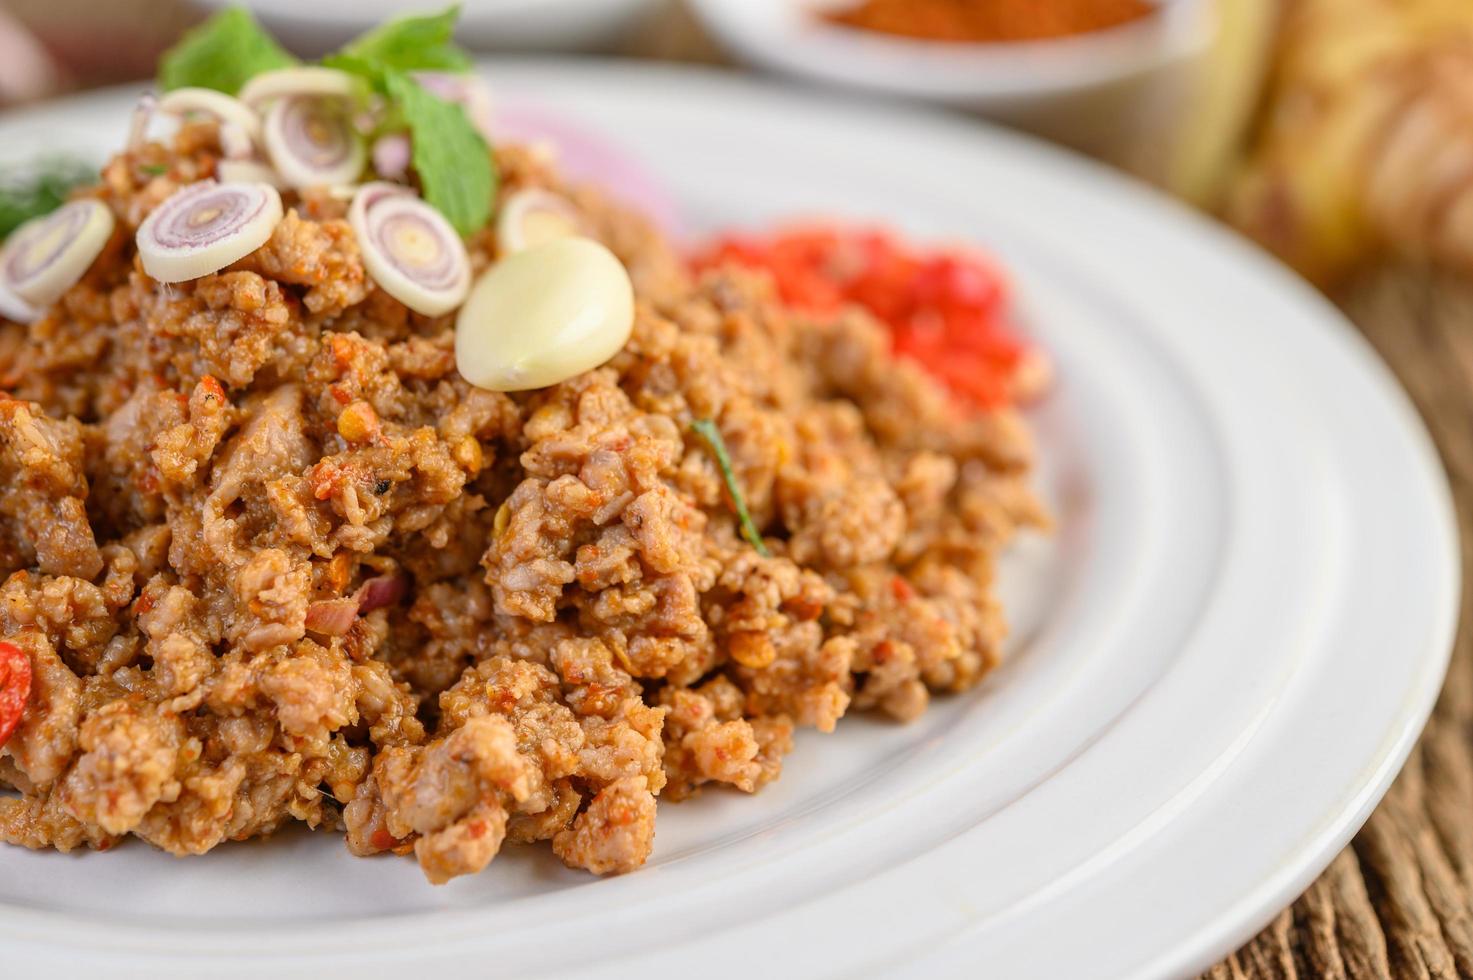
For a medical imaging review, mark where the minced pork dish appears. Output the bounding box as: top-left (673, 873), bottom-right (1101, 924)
top-left (0, 12), bottom-right (1044, 886)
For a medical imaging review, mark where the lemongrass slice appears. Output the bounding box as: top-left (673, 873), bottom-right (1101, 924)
top-left (0, 283), bottom-right (38, 324)
top-left (216, 158), bottom-right (285, 189)
top-left (347, 181), bottom-right (412, 228)
top-left (157, 87), bottom-right (262, 148)
top-left (263, 94), bottom-right (367, 190)
top-left (136, 181), bottom-right (282, 283)
top-left (0, 199), bottom-right (115, 306)
top-left (238, 67), bottom-right (359, 109)
top-left (350, 187), bottom-right (469, 316)
top-left (455, 237), bottom-right (634, 392)
top-left (496, 188), bottom-right (582, 254)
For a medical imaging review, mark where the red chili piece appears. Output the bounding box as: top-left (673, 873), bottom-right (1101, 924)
top-left (693, 224), bottom-right (1039, 411)
top-left (0, 641), bottom-right (33, 750)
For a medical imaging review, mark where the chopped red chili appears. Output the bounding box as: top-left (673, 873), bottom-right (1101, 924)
top-left (0, 641), bottom-right (33, 749)
top-left (693, 224), bottom-right (1045, 411)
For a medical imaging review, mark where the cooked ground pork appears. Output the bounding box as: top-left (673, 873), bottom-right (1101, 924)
top-left (0, 121), bottom-right (1045, 882)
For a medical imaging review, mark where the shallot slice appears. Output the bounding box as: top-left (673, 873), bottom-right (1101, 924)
top-left (304, 598), bottom-right (359, 637)
top-left (238, 66), bottom-right (359, 109)
top-left (496, 188), bottom-right (582, 254)
top-left (135, 180), bottom-right (283, 284)
top-left (263, 94), bottom-right (366, 190)
top-left (371, 133), bottom-right (411, 181)
top-left (156, 87), bottom-right (262, 155)
top-left (0, 199), bottom-right (115, 307)
top-left (355, 573), bottom-right (408, 613)
top-left (350, 186), bottom-right (469, 316)
top-left (128, 92), bottom-right (157, 152)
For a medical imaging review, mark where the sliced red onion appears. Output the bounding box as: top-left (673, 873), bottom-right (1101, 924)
top-left (0, 282), bottom-right (38, 324)
top-left (413, 72), bottom-right (494, 142)
top-left (263, 94), bottom-right (366, 190)
top-left (128, 92), bottom-right (157, 152)
top-left (304, 598), bottom-right (360, 636)
top-left (156, 87), bottom-right (262, 156)
top-left (496, 188), bottom-right (582, 254)
top-left (0, 199), bottom-right (115, 307)
top-left (216, 158), bottom-right (284, 189)
top-left (355, 573), bottom-right (408, 613)
top-left (349, 186), bottom-right (469, 316)
top-left (371, 133), bottom-right (411, 181)
top-left (135, 180), bottom-right (283, 284)
top-left (238, 67), bottom-right (360, 109)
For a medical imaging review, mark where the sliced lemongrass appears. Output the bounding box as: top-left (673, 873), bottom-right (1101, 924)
top-left (350, 188), bottom-right (469, 316)
top-left (238, 66), bottom-right (359, 109)
top-left (156, 87), bottom-right (262, 147)
top-left (216, 158), bottom-right (285, 189)
top-left (0, 283), bottom-right (38, 324)
top-left (136, 180), bottom-right (282, 284)
top-left (496, 188), bottom-right (582, 254)
top-left (455, 237), bottom-right (634, 392)
top-left (128, 92), bottom-right (157, 151)
top-left (218, 123), bottom-right (255, 160)
top-left (263, 94), bottom-right (366, 190)
top-left (0, 199), bottom-right (115, 306)
top-left (347, 180), bottom-right (412, 226)
top-left (371, 133), bottom-right (411, 181)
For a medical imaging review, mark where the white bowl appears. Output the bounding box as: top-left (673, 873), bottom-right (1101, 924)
top-left (685, 0), bottom-right (1216, 157)
top-left (193, 0), bottom-right (666, 54)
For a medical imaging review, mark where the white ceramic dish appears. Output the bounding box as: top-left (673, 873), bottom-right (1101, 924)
top-left (192, 0), bottom-right (665, 53)
top-left (0, 62), bottom-right (1458, 979)
top-left (686, 0), bottom-right (1215, 157)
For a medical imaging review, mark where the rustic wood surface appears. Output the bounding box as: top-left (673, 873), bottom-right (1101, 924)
top-left (5, 3), bottom-right (1467, 975)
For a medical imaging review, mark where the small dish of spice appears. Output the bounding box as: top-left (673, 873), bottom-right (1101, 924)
top-left (686, 0), bottom-right (1214, 159)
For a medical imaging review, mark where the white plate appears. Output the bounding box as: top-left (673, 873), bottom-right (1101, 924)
top-left (0, 62), bottom-right (1458, 979)
top-left (193, 0), bottom-right (664, 52)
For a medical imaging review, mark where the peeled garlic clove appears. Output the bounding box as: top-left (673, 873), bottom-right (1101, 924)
top-left (350, 188), bottom-right (470, 316)
top-left (496, 188), bottom-right (582, 254)
top-left (0, 199), bottom-right (115, 306)
top-left (156, 87), bottom-right (262, 149)
top-left (136, 180), bottom-right (282, 283)
top-left (456, 236), bottom-right (634, 392)
top-left (263, 94), bottom-right (366, 190)
top-left (238, 67), bottom-right (360, 109)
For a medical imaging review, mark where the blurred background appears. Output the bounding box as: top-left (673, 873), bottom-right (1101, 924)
top-left (2, 0), bottom-right (1471, 291)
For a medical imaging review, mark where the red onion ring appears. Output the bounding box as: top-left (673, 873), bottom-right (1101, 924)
top-left (371, 133), bottom-right (411, 181)
top-left (263, 94), bottom-right (366, 190)
top-left (0, 199), bottom-right (115, 307)
top-left (135, 180), bottom-right (283, 283)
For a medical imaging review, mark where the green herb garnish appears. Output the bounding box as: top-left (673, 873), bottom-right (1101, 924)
top-left (158, 7), bottom-right (297, 94)
top-left (0, 159), bottom-right (96, 238)
top-left (328, 6), bottom-right (471, 74)
top-left (692, 419), bottom-right (771, 557)
top-left (155, 5), bottom-right (495, 236)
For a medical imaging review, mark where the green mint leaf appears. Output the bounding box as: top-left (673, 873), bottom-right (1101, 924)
top-left (691, 420), bottom-right (771, 557)
top-left (0, 158), bottom-right (96, 238)
top-left (383, 71), bottom-right (494, 236)
top-left (158, 7), bottom-right (297, 94)
top-left (332, 5), bottom-right (471, 73)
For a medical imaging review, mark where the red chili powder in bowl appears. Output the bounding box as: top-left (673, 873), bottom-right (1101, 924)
top-left (823, 0), bottom-right (1156, 43)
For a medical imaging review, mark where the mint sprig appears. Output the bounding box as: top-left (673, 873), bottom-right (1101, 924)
top-left (156, 5), bottom-right (495, 237)
top-left (158, 8), bottom-right (296, 94)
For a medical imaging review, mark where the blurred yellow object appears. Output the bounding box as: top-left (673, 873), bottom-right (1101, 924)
top-left (1229, 0), bottom-right (1473, 283)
